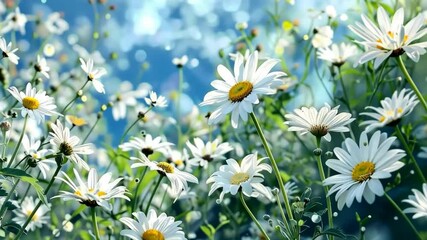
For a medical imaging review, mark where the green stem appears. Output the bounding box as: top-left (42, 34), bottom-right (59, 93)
top-left (91, 207), bottom-right (100, 240)
top-left (396, 56), bottom-right (427, 113)
top-left (144, 175), bottom-right (163, 213)
top-left (240, 30), bottom-right (254, 51)
top-left (0, 179), bottom-right (20, 217)
top-left (131, 167), bottom-right (148, 213)
top-left (61, 80), bottom-right (89, 114)
top-left (315, 137), bottom-right (334, 237)
top-left (177, 67), bottom-right (184, 149)
top-left (394, 126), bottom-right (426, 182)
top-left (7, 115), bottom-right (28, 167)
top-left (239, 192), bottom-right (270, 240)
top-left (83, 117), bottom-right (100, 144)
top-left (337, 67), bottom-right (352, 113)
top-left (120, 106), bottom-right (153, 144)
top-left (250, 112), bottom-right (294, 220)
top-left (14, 164), bottom-right (62, 239)
top-left (384, 192), bottom-right (422, 240)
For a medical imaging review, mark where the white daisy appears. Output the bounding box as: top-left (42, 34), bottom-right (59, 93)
top-left (45, 12), bottom-right (69, 35)
top-left (186, 137), bottom-right (233, 169)
top-left (53, 168), bottom-right (129, 211)
top-left (79, 58), bottom-right (107, 94)
top-left (200, 50), bottom-right (286, 128)
top-left (349, 7), bottom-right (427, 69)
top-left (164, 148), bottom-right (189, 170)
top-left (284, 104), bottom-right (355, 142)
top-left (12, 196), bottom-right (50, 231)
top-left (145, 91), bottom-right (168, 108)
top-left (206, 152), bottom-right (272, 203)
top-left (119, 134), bottom-right (173, 157)
top-left (1, 7), bottom-right (27, 35)
top-left (360, 89), bottom-right (419, 132)
top-left (49, 120), bottom-right (93, 170)
top-left (323, 131), bottom-right (405, 210)
top-left (312, 26), bottom-right (334, 49)
top-left (317, 43), bottom-right (358, 66)
top-left (8, 83), bottom-right (60, 123)
top-left (131, 153), bottom-right (198, 200)
top-left (0, 37), bottom-right (19, 65)
top-left (111, 81), bottom-right (150, 120)
top-left (22, 134), bottom-right (55, 179)
top-left (35, 55), bottom-right (50, 79)
top-left (120, 209), bottom-right (186, 240)
top-left (403, 183), bottom-right (427, 219)
top-left (172, 55), bottom-right (188, 68)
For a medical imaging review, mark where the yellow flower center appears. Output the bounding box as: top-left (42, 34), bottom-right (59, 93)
top-left (88, 73), bottom-right (94, 80)
top-left (22, 97), bottom-right (40, 110)
top-left (157, 162), bottom-right (174, 173)
top-left (397, 107), bottom-right (403, 114)
top-left (74, 190), bottom-right (82, 196)
top-left (174, 159), bottom-right (183, 166)
top-left (403, 35), bottom-right (408, 44)
top-left (59, 142), bottom-right (74, 156)
top-left (228, 81), bottom-right (253, 102)
top-left (97, 191), bottom-right (107, 197)
top-left (387, 31), bottom-right (394, 38)
top-left (379, 116), bottom-right (386, 123)
top-left (376, 39), bottom-right (384, 50)
top-left (352, 161), bottom-right (375, 182)
top-left (67, 115), bottom-right (87, 127)
top-left (230, 172), bottom-right (250, 185)
top-left (26, 210), bottom-right (39, 221)
top-left (142, 229), bottom-right (165, 240)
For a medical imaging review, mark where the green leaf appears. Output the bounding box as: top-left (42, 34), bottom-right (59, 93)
top-left (200, 225), bottom-right (212, 237)
top-left (0, 168), bottom-right (48, 206)
top-left (313, 228), bottom-right (347, 239)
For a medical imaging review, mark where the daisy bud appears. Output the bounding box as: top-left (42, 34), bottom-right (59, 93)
top-left (27, 157), bottom-right (38, 168)
top-left (134, 178), bottom-right (140, 183)
top-left (268, 219), bottom-right (274, 227)
top-left (271, 188), bottom-right (279, 196)
top-left (35, 77), bottom-right (42, 85)
top-left (235, 22), bottom-right (248, 31)
top-left (313, 148), bottom-right (322, 156)
top-left (101, 104), bottom-right (108, 111)
top-left (77, 90), bottom-right (83, 96)
top-left (218, 49), bottom-right (225, 58)
top-left (138, 111), bottom-right (145, 119)
top-left (325, 151), bottom-right (333, 158)
top-left (333, 212), bottom-right (338, 217)
top-left (361, 226), bottom-right (366, 232)
top-left (250, 28), bottom-right (258, 37)
top-left (97, 112), bottom-right (103, 119)
top-left (256, 44), bottom-right (263, 52)
top-left (263, 214), bottom-right (270, 221)
top-left (311, 213), bottom-right (321, 223)
top-left (0, 121), bottom-right (11, 132)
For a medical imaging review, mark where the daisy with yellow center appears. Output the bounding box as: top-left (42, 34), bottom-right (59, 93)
top-left (79, 57), bottom-right (107, 94)
top-left (323, 131), bottom-right (405, 210)
top-left (186, 137), bottom-right (233, 169)
top-left (200, 50), bottom-right (286, 128)
top-left (8, 83), bottom-right (60, 124)
top-left (66, 115), bottom-right (87, 127)
top-left (206, 152), bottom-right (272, 203)
top-left (12, 196), bottom-right (51, 232)
top-left (360, 89), bottom-right (418, 132)
top-left (120, 209), bottom-right (186, 240)
top-left (53, 168), bottom-right (129, 211)
top-left (131, 153), bottom-right (198, 201)
top-left (349, 7), bottom-right (427, 69)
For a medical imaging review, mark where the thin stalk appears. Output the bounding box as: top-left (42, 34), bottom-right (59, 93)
top-left (61, 80), bottom-right (89, 114)
top-left (394, 126), bottom-right (426, 182)
top-left (315, 137), bottom-right (334, 237)
top-left (337, 67), bottom-right (352, 113)
top-left (250, 112), bottom-right (294, 220)
top-left (397, 56), bottom-right (427, 113)
top-left (177, 67), bottom-right (184, 148)
top-left (83, 117), bottom-right (100, 144)
top-left (144, 175), bottom-right (163, 213)
top-left (240, 30), bottom-right (254, 51)
top-left (384, 192), bottom-right (422, 240)
top-left (131, 167), bottom-right (148, 213)
top-left (239, 192), bottom-right (270, 240)
top-left (7, 115), bottom-right (28, 167)
top-left (14, 165), bottom-right (62, 239)
top-left (120, 106), bottom-right (153, 144)
top-left (0, 179), bottom-right (20, 217)
top-left (91, 207), bottom-right (100, 240)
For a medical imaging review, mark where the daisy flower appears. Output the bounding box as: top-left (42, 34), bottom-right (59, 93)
top-left (323, 131), bottom-right (405, 210)
top-left (349, 7), bottom-right (427, 68)
top-left (120, 209), bottom-right (186, 240)
top-left (35, 55), bottom-right (50, 79)
top-left (49, 120), bottom-right (93, 170)
top-left (284, 104), bottom-right (355, 142)
top-left (360, 89), bottom-right (418, 132)
top-left (312, 26), bottom-right (334, 49)
top-left (186, 137), bottom-right (233, 169)
top-left (66, 115), bottom-right (87, 127)
top-left (1, 7), bottom-right (27, 35)
top-left (119, 134), bottom-right (173, 157)
top-left (403, 183), bottom-right (427, 219)
top-left (164, 148), bottom-right (189, 170)
top-left (79, 58), bottom-right (107, 94)
top-left (200, 50), bottom-right (286, 128)
top-left (172, 55), bottom-right (188, 68)
top-left (53, 168), bottom-right (129, 211)
top-left (111, 82), bottom-right (150, 120)
top-left (145, 91), bottom-right (168, 108)
top-left (22, 134), bottom-right (55, 179)
top-left (0, 37), bottom-right (19, 65)
top-left (317, 43), bottom-right (358, 66)
top-left (13, 196), bottom-right (50, 231)
top-left (206, 152), bottom-right (272, 203)
top-left (8, 83), bottom-right (60, 123)
top-left (131, 153), bottom-right (198, 200)
top-left (45, 12), bottom-right (69, 35)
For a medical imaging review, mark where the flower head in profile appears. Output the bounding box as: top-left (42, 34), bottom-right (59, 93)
top-left (284, 104), bottom-right (354, 142)
top-left (200, 50), bottom-right (286, 128)
top-left (0, 37), bottom-right (19, 64)
top-left (349, 7), bottom-right (427, 68)
top-left (8, 83), bottom-right (60, 123)
top-left (66, 115), bottom-right (87, 127)
top-left (1, 7), bottom-right (27, 35)
top-left (111, 82), bottom-right (150, 120)
top-left (186, 137), bottom-right (233, 169)
top-left (145, 91), bottom-right (168, 108)
top-left (131, 153), bottom-right (198, 201)
top-left (403, 183), bottom-right (427, 219)
top-left (317, 43), bottom-right (358, 66)
top-left (22, 134), bottom-right (55, 179)
top-left (207, 152), bottom-right (272, 203)
top-left (312, 26), bottom-right (333, 48)
top-left (172, 55), bottom-right (188, 68)
top-left (13, 196), bottom-right (50, 231)
top-left (35, 55), bottom-right (50, 79)
top-left (53, 168), bottom-right (129, 211)
top-left (120, 209), bottom-right (186, 240)
top-left (79, 58), bottom-right (107, 94)
top-left (323, 131), bottom-right (405, 210)
top-left (119, 134), bottom-right (173, 157)
top-left (49, 120), bottom-right (93, 170)
top-left (45, 12), bottom-right (69, 35)
top-left (360, 89), bottom-right (418, 132)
